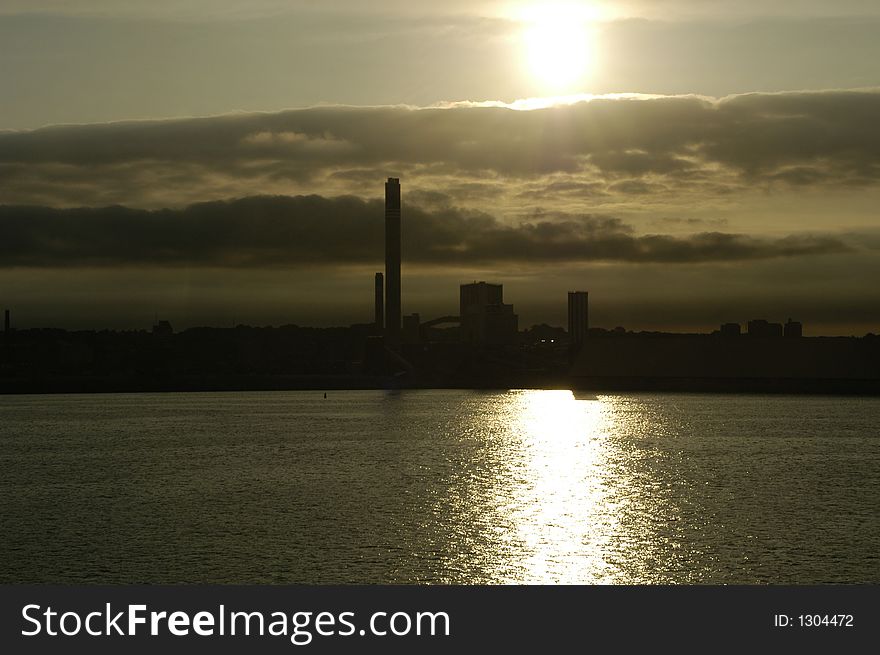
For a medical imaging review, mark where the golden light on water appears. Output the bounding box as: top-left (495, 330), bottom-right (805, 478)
top-left (496, 390), bottom-right (620, 583)
top-left (425, 389), bottom-right (674, 583)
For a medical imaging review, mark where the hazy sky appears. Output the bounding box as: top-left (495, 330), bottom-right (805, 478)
top-left (2, 1), bottom-right (879, 333)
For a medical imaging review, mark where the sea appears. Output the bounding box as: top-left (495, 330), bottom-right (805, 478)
top-left (1, 389), bottom-right (877, 584)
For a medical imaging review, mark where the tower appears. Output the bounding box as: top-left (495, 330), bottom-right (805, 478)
top-left (568, 291), bottom-right (589, 346)
top-left (374, 272), bottom-right (384, 332)
top-left (3, 309), bottom-right (9, 365)
top-left (384, 177), bottom-right (401, 342)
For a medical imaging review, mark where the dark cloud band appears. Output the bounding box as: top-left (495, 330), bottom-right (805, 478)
top-left (1, 90), bottom-right (879, 209)
top-left (0, 195), bottom-right (851, 268)
top-left (2, 90), bottom-right (879, 176)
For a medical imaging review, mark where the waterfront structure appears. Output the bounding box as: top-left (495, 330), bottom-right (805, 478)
top-left (784, 318), bottom-right (803, 338)
top-left (459, 281), bottom-right (518, 345)
top-left (152, 320), bottom-right (173, 337)
top-left (384, 178), bottom-right (401, 342)
top-left (748, 319), bottom-right (783, 338)
top-left (567, 291), bottom-right (589, 346)
top-left (374, 272), bottom-right (384, 332)
top-left (402, 313), bottom-right (421, 344)
top-left (2, 308), bottom-right (9, 365)
top-left (570, 332), bottom-right (878, 392)
top-left (720, 322), bottom-right (742, 337)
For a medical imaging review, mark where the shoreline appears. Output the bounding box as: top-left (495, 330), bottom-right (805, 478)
top-left (2, 374), bottom-right (879, 396)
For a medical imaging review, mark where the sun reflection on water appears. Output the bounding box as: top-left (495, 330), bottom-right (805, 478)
top-left (494, 389), bottom-right (620, 583)
top-left (423, 389), bottom-right (682, 583)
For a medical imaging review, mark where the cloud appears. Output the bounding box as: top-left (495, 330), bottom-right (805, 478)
top-left (5, 1), bottom-right (880, 21)
top-left (0, 1), bottom-right (502, 21)
top-left (613, 1), bottom-right (880, 20)
top-left (1, 90), bottom-right (879, 211)
top-left (0, 195), bottom-right (852, 268)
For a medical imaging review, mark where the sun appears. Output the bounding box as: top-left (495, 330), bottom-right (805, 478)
top-left (520, 3), bottom-right (598, 93)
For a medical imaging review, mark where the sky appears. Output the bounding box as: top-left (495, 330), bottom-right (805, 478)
top-left (1, 0), bottom-right (879, 333)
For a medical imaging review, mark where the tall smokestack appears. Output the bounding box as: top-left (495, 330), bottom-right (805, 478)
top-left (568, 291), bottom-right (589, 347)
top-left (384, 177), bottom-right (401, 342)
top-left (374, 272), bottom-right (384, 332)
top-left (3, 309), bottom-right (9, 365)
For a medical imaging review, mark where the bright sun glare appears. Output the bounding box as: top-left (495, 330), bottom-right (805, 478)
top-left (521, 3), bottom-right (598, 93)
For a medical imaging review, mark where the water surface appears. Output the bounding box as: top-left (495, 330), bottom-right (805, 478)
top-left (1, 390), bottom-right (877, 583)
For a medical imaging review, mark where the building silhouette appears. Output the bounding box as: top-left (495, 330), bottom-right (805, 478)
top-left (460, 281), bottom-right (518, 345)
top-left (748, 319), bottom-right (783, 338)
top-left (567, 291), bottom-right (589, 347)
top-left (2, 309), bottom-right (9, 366)
top-left (374, 272), bottom-right (384, 332)
top-left (384, 178), bottom-right (401, 343)
top-left (784, 318), bottom-right (803, 338)
top-left (720, 322), bottom-right (741, 337)
top-left (152, 320), bottom-right (173, 337)
top-left (402, 313), bottom-right (421, 344)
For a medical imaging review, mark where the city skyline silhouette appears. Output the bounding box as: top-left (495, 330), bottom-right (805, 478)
top-left (3, 1), bottom-right (880, 337)
top-left (0, 2), bottom-right (879, 391)
top-left (1, 175), bottom-right (877, 396)
top-left (2, 0), bottom-right (880, 616)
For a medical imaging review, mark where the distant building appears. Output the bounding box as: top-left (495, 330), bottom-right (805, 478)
top-left (523, 323), bottom-right (566, 346)
top-left (461, 281), bottom-right (503, 309)
top-left (747, 319), bottom-right (783, 338)
top-left (152, 320), bottom-right (173, 337)
top-left (402, 313), bottom-right (421, 344)
top-left (3, 309), bottom-right (9, 334)
top-left (374, 272), bottom-right (384, 332)
top-left (720, 322), bottom-right (741, 337)
top-left (363, 335), bottom-right (385, 375)
top-left (784, 318), bottom-right (803, 338)
top-left (567, 292), bottom-right (589, 346)
top-left (460, 281), bottom-right (518, 345)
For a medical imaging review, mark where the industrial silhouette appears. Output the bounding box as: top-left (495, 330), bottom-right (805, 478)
top-left (384, 177), bottom-right (402, 344)
top-left (459, 282), bottom-right (518, 345)
top-left (1, 178), bottom-right (879, 394)
top-left (374, 272), bottom-right (384, 332)
top-left (568, 292), bottom-right (589, 349)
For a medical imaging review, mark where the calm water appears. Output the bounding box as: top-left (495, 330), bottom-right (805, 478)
top-left (1, 390), bottom-right (878, 584)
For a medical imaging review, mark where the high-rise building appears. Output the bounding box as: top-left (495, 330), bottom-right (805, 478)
top-left (459, 281), bottom-right (518, 345)
top-left (784, 318), bottom-right (803, 338)
top-left (385, 178), bottom-right (401, 342)
top-left (460, 282), bottom-right (503, 311)
top-left (374, 272), bottom-right (384, 332)
top-left (567, 291), bottom-right (589, 346)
